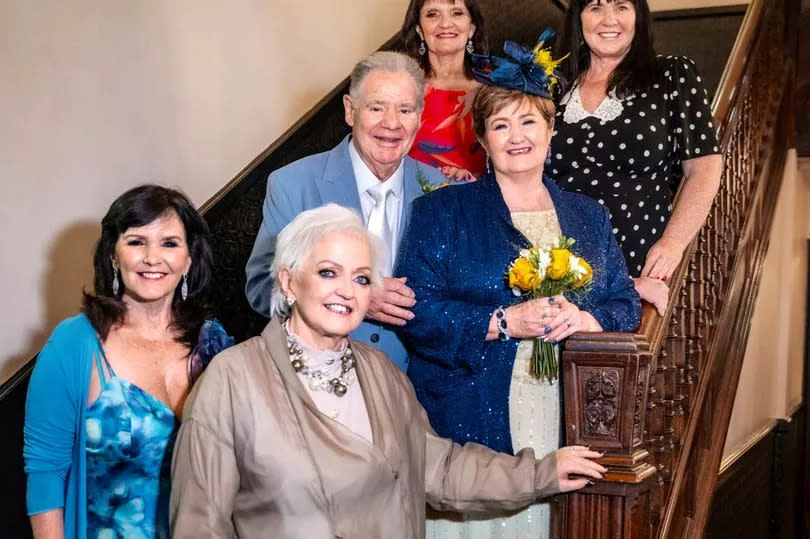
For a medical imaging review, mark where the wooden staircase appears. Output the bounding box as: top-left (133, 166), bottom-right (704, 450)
top-left (555, 1), bottom-right (801, 537)
top-left (0, 2), bottom-right (783, 537)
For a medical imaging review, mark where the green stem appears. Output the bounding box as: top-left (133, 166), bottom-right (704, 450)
top-left (530, 338), bottom-right (558, 383)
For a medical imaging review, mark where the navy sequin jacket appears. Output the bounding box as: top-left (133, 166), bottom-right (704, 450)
top-left (395, 172), bottom-right (641, 454)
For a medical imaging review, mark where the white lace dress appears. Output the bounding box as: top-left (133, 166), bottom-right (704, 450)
top-left (426, 210), bottom-right (563, 539)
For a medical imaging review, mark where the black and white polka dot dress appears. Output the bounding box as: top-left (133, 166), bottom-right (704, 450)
top-left (549, 56), bottom-right (720, 276)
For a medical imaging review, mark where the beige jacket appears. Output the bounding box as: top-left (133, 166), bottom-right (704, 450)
top-left (170, 318), bottom-right (559, 538)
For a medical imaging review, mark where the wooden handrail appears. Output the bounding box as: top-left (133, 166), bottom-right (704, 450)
top-left (558, 1), bottom-right (799, 537)
top-left (712, 0), bottom-right (766, 138)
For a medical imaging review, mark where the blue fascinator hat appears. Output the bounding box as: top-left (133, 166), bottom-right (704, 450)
top-left (470, 27), bottom-right (568, 98)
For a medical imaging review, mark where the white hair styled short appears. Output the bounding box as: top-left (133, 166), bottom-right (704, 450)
top-left (348, 51), bottom-right (426, 110)
top-left (269, 204), bottom-right (385, 319)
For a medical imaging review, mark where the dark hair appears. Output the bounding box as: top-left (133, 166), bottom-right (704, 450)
top-left (472, 86), bottom-right (556, 139)
top-left (82, 184), bottom-right (214, 348)
top-left (400, 0), bottom-right (489, 80)
top-left (557, 0), bottom-right (659, 98)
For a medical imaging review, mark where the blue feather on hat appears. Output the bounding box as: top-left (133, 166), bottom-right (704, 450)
top-left (471, 27), bottom-right (568, 98)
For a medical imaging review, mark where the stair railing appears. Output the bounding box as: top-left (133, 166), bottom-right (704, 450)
top-left (555, 0), bottom-right (800, 537)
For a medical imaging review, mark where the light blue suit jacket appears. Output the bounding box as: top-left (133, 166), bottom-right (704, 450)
top-left (245, 135), bottom-right (445, 371)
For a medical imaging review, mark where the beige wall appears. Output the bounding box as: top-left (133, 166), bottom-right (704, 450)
top-left (722, 152), bottom-right (810, 464)
top-left (0, 0), bottom-right (408, 382)
top-left (650, 0), bottom-right (750, 10)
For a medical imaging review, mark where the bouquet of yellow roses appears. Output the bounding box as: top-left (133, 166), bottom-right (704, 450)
top-left (506, 236), bottom-right (593, 382)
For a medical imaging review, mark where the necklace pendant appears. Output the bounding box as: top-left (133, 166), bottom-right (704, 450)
top-left (342, 356), bottom-right (356, 373)
top-left (283, 320), bottom-right (357, 398)
top-left (333, 381), bottom-right (348, 397)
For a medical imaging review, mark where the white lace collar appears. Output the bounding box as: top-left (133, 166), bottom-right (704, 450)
top-left (561, 86), bottom-right (633, 124)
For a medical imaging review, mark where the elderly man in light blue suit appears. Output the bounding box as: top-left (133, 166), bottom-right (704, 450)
top-left (246, 51), bottom-right (446, 371)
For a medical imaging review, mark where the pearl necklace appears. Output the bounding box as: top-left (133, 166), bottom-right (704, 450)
top-left (283, 321), bottom-right (357, 397)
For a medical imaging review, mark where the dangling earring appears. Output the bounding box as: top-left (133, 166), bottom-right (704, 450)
top-left (181, 274), bottom-right (188, 301)
top-left (286, 296), bottom-right (296, 308)
top-left (545, 143), bottom-right (552, 167)
top-left (418, 41), bottom-right (426, 56)
top-left (111, 267), bottom-right (120, 296)
top-left (485, 156), bottom-right (491, 175)
top-left (466, 38), bottom-right (474, 54)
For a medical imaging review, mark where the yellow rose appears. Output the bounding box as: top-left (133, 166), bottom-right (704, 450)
top-left (509, 257), bottom-right (541, 291)
top-left (574, 258), bottom-right (593, 287)
top-left (547, 249), bottom-right (571, 280)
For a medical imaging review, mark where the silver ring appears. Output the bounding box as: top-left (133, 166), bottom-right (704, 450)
top-left (565, 319), bottom-right (571, 327)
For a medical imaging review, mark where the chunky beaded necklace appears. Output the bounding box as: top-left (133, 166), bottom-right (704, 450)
top-left (283, 321), bottom-right (357, 397)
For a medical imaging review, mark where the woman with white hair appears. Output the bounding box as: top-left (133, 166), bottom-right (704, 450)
top-left (170, 204), bottom-right (605, 538)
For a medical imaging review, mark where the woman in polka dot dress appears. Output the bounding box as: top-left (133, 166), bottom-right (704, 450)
top-left (550, 0), bottom-right (723, 314)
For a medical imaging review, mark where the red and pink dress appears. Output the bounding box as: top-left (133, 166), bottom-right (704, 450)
top-left (409, 85), bottom-right (486, 179)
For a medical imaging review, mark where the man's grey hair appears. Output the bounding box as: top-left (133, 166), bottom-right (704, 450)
top-left (348, 51), bottom-right (426, 110)
top-left (269, 204), bottom-right (386, 319)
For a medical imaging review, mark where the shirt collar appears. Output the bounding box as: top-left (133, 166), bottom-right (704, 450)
top-left (349, 137), bottom-right (404, 199)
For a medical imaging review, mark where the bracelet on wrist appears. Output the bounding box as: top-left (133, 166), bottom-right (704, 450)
top-left (495, 306), bottom-right (510, 341)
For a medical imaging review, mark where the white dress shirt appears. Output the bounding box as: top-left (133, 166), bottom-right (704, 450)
top-left (348, 138), bottom-right (405, 253)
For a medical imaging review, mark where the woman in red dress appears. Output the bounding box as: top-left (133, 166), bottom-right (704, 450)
top-left (401, 0), bottom-right (488, 181)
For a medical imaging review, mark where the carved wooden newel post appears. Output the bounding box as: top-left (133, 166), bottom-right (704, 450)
top-left (555, 333), bottom-right (657, 538)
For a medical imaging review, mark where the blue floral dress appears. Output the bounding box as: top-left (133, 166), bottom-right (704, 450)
top-left (84, 320), bottom-right (232, 539)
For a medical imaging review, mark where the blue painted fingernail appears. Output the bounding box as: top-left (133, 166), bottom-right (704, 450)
top-left (544, 326), bottom-right (551, 334)
top-left (548, 297), bottom-right (555, 303)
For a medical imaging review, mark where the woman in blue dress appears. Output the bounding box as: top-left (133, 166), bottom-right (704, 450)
top-left (396, 31), bottom-right (641, 537)
top-left (24, 185), bottom-right (233, 539)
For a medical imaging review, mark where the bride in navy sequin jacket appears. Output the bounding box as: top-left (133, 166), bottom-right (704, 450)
top-left (395, 168), bottom-right (641, 454)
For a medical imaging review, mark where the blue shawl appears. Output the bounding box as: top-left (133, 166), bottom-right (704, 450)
top-left (24, 313), bottom-right (231, 538)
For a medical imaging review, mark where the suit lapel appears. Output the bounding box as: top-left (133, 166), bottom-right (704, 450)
top-left (352, 344), bottom-right (403, 472)
top-left (316, 135), bottom-right (364, 214)
top-left (315, 140), bottom-right (425, 258)
top-left (399, 158), bottom-right (423, 244)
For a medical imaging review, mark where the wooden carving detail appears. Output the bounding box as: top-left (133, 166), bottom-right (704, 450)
top-left (633, 368), bottom-right (647, 444)
top-left (584, 370), bottom-right (620, 438)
